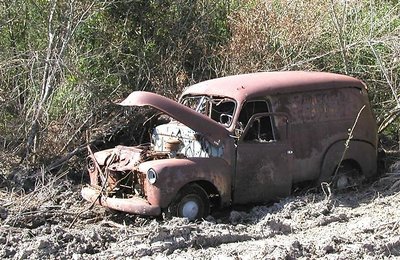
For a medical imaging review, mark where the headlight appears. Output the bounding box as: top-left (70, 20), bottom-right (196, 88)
top-left (147, 168), bottom-right (157, 184)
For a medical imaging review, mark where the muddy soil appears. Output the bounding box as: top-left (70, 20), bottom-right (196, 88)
top-left (1, 164), bottom-right (400, 259)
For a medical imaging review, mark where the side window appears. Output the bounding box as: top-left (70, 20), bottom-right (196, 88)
top-left (238, 101), bottom-right (269, 128)
top-left (244, 115), bottom-right (275, 142)
top-left (238, 100), bottom-right (276, 142)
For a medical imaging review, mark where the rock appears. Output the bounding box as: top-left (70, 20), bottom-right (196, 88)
top-left (37, 239), bottom-right (50, 249)
top-left (0, 207), bottom-right (8, 220)
top-left (3, 248), bottom-right (16, 258)
top-left (324, 245), bottom-right (334, 254)
top-left (205, 215), bottom-right (216, 223)
top-left (229, 211), bottom-right (243, 224)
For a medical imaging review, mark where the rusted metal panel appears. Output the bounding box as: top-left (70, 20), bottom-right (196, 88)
top-left (234, 142), bottom-right (293, 204)
top-left (269, 87), bottom-right (377, 183)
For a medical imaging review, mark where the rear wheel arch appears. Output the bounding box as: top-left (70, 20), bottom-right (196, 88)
top-left (318, 140), bottom-right (377, 185)
top-left (337, 159), bottom-right (362, 173)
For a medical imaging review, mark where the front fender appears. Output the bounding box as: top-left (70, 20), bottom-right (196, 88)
top-left (138, 158), bottom-right (232, 209)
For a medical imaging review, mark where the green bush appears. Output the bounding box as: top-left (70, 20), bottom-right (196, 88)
top-left (0, 0), bottom-right (398, 162)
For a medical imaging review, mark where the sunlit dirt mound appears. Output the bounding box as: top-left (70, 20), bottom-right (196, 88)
top-left (1, 165), bottom-right (399, 259)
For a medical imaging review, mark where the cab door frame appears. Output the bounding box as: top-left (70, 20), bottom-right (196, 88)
top-left (232, 112), bottom-right (293, 205)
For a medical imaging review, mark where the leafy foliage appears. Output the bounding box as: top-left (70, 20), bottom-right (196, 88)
top-left (0, 0), bottom-right (399, 163)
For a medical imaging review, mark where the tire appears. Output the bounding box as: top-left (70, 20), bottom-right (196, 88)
top-left (168, 184), bottom-right (210, 221)
top-left (332, 163), bottom-right (363, 190)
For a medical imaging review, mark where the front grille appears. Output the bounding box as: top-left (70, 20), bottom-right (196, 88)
top-left (96, 168), bottom-right (145, 198)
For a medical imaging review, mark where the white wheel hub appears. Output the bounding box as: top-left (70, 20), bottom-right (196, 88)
top-left (182, 201), bottom-right (199, 220)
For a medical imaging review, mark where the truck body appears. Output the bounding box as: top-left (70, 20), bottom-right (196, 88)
top-left (82, 71), bottom-right (377, 220)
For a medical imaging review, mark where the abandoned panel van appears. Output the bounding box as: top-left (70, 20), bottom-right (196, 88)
top-left (82, 71), bottom-right (377, 220)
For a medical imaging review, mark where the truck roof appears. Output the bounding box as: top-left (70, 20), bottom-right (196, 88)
top-left (181, 71), bottom-right (365, 102)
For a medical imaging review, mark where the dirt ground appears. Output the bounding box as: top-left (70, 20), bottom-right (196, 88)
top-left (1, 161), bottom-right (400, 259)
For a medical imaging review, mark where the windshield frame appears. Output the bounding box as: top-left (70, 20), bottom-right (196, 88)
top-left (180, 95), bottom-right (237, 128)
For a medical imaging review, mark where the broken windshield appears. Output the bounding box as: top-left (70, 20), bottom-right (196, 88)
top-left (181, 96), bottom-right (236, 127)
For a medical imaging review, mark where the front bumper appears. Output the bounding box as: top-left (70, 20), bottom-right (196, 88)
top-left (81, 186), bottom-right (161, 216)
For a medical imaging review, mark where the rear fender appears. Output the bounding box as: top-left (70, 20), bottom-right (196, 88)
top-left (319, 140), bottom-right (377, 183)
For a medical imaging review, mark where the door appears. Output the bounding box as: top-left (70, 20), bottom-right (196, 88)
top-left (233, 112), bottom-right (293, 204)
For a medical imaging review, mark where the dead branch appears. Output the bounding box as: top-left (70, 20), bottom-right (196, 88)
top-left (23, 1), bottom-right (102, 162)
top-left (23, 0), bottom-right (57, 161)
top-left (60, 114), bottom-right (93, 153)
top-left (369, 42), bottom-right (400, 108)
top-left (378, 107), bottom-right (400, 133)
top-left (68, 145), bottom-right (113, 228)
top-left (44, 146), bottom-right (87, 173)
top-left (329, 0), bottom-right (349, 74)
top-left (282, 38), bottom-right (392, 70)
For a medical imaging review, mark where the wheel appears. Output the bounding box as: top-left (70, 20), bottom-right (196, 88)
top-left (168, 184), bottom-right (210, 221)
top-left (332, 163), bottom-right (363, 190)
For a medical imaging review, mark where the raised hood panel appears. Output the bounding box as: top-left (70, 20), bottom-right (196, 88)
top-left (118, 91), bottom-right (229, 145)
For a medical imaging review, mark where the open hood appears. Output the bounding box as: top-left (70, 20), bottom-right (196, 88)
top-left (118, 91), bottom-right (229, 145)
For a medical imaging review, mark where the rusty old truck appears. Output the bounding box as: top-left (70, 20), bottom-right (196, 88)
top-left (82, 71), bottom-right (377, 220)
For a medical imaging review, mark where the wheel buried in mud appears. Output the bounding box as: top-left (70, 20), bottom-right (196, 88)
top-left (168, 184), bottom-right (210, 221)
top-left (332, 163), bottom-right (364, 190)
